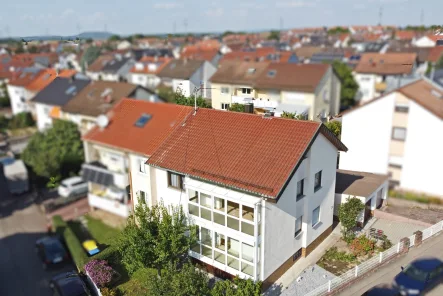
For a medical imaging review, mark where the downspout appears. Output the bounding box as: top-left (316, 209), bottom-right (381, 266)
top-left (253, 200), bottom-right (260, 281)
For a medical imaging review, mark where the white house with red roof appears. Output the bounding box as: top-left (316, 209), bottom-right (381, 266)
top-left (413, 34), bottom-right (443, 48)
top-left (81, 99), bottom-right (193, 217)
top-left (144, 108), bottom-right (347, 289)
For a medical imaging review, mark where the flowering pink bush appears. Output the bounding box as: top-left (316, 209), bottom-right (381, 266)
top-left (85, 259), bottom-right (115, 288)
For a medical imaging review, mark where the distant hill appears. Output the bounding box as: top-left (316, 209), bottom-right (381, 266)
top-left (78, 31), bottom-right (114, 40)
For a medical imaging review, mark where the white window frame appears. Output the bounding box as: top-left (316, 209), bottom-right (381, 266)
top-left (139, 158), bottom-right (147, 174)
top-left (221, 103), bottom-right (230, 110)
top-left (392, 127), bottom-right (407, 141)
top-left (296, 179), bottom-right (304, 201)
top-left (221, 87), bottom-right (230, 95)
top-left (294, 216), bottom-right (302, 237)
top-left (312, 206), bottom-right (320, 227)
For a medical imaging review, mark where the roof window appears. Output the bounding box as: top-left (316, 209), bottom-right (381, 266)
top-left (134, 113), bottom-right (152, 127)
top-left (65, 86), bottom-right (77, 95)
top-left (267, 70), bottom-right (277, 77)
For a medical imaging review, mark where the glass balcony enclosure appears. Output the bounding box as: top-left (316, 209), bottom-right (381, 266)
top-left (188, 189), bottom-right (257, 237)
top-left (187, 188), bottom-right (261, 279)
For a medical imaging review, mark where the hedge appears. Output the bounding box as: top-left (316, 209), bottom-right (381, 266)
top-left (52, 215), bottom-right (89, 271)
top-left (389, 190), bottom-right (443, 205)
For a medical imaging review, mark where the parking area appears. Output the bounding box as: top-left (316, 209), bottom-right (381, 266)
top-left (0, 194), bottom-right (76, 296)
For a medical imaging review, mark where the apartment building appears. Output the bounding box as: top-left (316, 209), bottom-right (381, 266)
top-left (144, 109), bottom-right (347, 288)
top-left (82, 99), bottom-right (192, 217)
top-left (339, 78), bottom-right (443, 197)
top-left (61, 81), bottom-right (164, 135)
top-left (210, 61), bottom-right (341, 121)
top-left (353, 53), bottom-right (417, 103)
top-left (128, 56), bottom-right (171, 89)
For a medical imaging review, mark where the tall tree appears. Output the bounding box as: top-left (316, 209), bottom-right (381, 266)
top-left (21, 119), bottom-right (84, 181)
top-left (108, 35), bottom-right (121, 41)
top-left (117, 201), bottom-right (197, 275)
top-left (332, 61), bottom-right (359, 108)
top-left (338, 196), bottom-right (365, 241)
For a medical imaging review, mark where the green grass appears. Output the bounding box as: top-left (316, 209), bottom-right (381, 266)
top-left (389, 190), bottom-right (443, 205)
top-left (117, 268), bottom-right (157, 296)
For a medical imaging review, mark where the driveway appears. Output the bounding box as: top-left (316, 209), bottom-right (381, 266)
top-left (0, 194), bottom-right (75, 296)
top-left (338, 232), bottom-right (443, 296)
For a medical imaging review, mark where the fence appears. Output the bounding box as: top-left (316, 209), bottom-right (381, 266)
top-left (304, 220), bottom-right (443, 296)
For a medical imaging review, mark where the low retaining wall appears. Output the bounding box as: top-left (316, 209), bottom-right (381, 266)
top-left (374, 209), bottom-right (432, 227)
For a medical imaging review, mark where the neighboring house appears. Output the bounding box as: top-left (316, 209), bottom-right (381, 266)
top-left (180, 48), bottom-right (222, 67)
top-left (117, 40), bottom-right (132, 50)
top-left (339, 78), bottom-right (443, 197)
top-left (413, 35), bottom-right (443, 48)
top-left (353, 53), bottom-right (417, 103)
top-left (7, 68), bottom-right (44, 115)
top-left (61, 81), bottom-right (164, 135)
top-left (430, 69), bottom-right (443, 87)
top-left (85, 55), bottom-right (114, 80)
top-left (11, 53), bottom-right (59, 68)
top-left (157, 59), bottom-right (217, 98)
top-left (334, 170), bottom-right (389, 225)
top-left (57, 53), bottom-right (82, 72)
top-left (82, 99), bottom-right (192, 217)
top-left (128, 56), bottom-right (171, 89)
top-left (220, 48), bottom-right (277, 63)
top-left (294, 46), bottom-right (324, 63)
top-left (210, 61), bottom-right (341, 121)
top-left (31, 75), bottom-right (91, 131)
top-left (86, 54), bottom-right (134, 82)
top-left (145, 108), bottom-right (347, 287)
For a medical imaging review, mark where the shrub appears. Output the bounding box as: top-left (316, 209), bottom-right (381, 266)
top-left (85, 259), bottom-right (116, 288)
top-left (381, 235), bottom-right (393, 250)
top-left (323, 246), bottom-right (356, 262)
top-left (100, 288), bottom-right (117, 296)
top-left (349, 235), bottom-right (376, 256)
top-left (8, 112), bottom-right (35, 129)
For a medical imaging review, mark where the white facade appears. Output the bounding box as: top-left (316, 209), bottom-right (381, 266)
top-left (413, 36), bottom-right (436, 48)
top-left (7, 85), bottom-right (29, 115)
top-left (35, 103), bottom-right (54, 131)
top-left (129, 73), bottom-right (161, 89)
top-left (339, 91), bottom-right (443, 197)
top-left (354, 73), bottom-right (378, 103)
top-left (168, 61), bottom-right (216, 98)
top-left (144, 133), bottom-right (339, 282)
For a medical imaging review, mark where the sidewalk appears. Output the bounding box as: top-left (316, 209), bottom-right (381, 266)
top-left (265, 223), bottom-right (342, 295)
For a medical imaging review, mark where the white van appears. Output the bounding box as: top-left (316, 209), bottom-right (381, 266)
top-left (58, 176), bottom-right (88, 198)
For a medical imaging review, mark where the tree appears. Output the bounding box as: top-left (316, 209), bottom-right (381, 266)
top-left (228, 103), bottom-right (246, 112)
top-left (8, 112), bottom-right (35, 129)
top-left (117, 201), bottom-right (197, 275)
top-left (211, 277), bottom-right (262, 296)
top-left (327, 27), bottom-right (350, 35)
top-left (108, 35), bottom-right (121, 41)
top-left (21, 119), bottom-right (84, 181)
top-left (15, 45), bottom-right (25, 54)
top-left (281, 111), bottom-right (308, 120)
top-left (332, 61), bottom-right (359, 108)
top-left (174, 88), bottom-right (211, 108)
top-left (0, 82), bottom-right (10, 108)
top-left (324, 121), bottom-right (342, 139)
top-left (268, 30), bottom-right (280, 41)
top-left (28, 45), bottom-right (39, 53)
top-left (80, 46), bottom-right (101, 72)
top-left (147, 261), bottom-right (210, 296)
top-left (338, 196), bottom-right (365, 241)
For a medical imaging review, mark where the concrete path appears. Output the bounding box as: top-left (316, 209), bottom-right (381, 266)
top-left (281, 265), bottom-right (336, 296)
top-left (338, 232), bottom-right (443, 296)
top-left (265, 223), bottom-right (342, 295)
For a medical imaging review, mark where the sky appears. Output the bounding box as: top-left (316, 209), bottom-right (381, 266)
top-left (0, 0), bottom-right (442, 37)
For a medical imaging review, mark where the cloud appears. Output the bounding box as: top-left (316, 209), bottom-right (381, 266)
top-left (153, 2), bottom-right (183, 9)
top-left (205, 7), bottom-right (224, 17)
top-left (276, 1), bottom-right (316, 8)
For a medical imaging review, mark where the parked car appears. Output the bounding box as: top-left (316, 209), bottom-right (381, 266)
top-left (393, 258), bottom-right (443, 295)
top-left (58, 176), bottom-right (88, 198)
top-left (49, 271), bottom-right (92, 296)
top-left (35, 236), bottom-right (69, 270)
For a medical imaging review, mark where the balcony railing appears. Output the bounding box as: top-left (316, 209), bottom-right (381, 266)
top-left (88, 193), bottom-right (130, 217)
top-left (82, 161), bottom-right (128, 189)
top-left (231, 96), bottom-right (278, 109)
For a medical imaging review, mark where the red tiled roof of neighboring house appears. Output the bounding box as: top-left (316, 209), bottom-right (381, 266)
top-left (395, 30), bottom-right (418, 40)
top-left (87, 55), bottom-right (114, 72)
top-left (147, 108), bottom-right (347, 200)
top-left (362, 33), bottom-right (383, 42)
top-left (338, 33), bottom-right (350, 42)
top-left (83, 99), bottom-right (193, 156)
top-left (354, 53), bottom-right (417, 75)
top-left (424, 35), bottom-right (443, 42)
top-left (255, 63), bottom-right (330, 92)
top-left (129, 56), bottom-right (172, 74)
top-left (209, 61), bottom-right (270, 85)
top-left (7, 69), bottom-right (44, 87)
top-left (0, 59), bottom-right (33, 80)
top-left (26, 69), bottom-right (76, 92)
top-left (340, 79), bottom-right (443, 120)
top-left (180, 48), bottom-right (219, 62)
top-left (11, 53), bottom-right (59, 65)
top-left (427, 46), bottom-right (443, 62)
top-left (191, 39), bottom-right (221, 50)
top-left (220, 47), bottom-right (276, 63)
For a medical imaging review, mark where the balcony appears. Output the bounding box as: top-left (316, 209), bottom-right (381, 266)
top-left (231, 96), bottom-right (278, 109)
top-left (88, 192), bottom-right (130, 218)
top-left (81, 161), bottom-right (128, 189)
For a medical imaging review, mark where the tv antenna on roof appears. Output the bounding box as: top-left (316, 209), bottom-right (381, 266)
top-left (96, 114), bottom-right (109, 129)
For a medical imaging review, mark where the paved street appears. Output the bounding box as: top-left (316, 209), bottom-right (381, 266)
top-left (0, 194), bottom-right (75, 296)
top-left (339, 232), bottom-right (443, 296)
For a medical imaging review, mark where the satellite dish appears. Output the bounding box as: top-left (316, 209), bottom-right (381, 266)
top-left (96, 115), bottom-right (109, 128)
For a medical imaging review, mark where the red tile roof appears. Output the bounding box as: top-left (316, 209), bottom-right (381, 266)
top-left (26, 69), bottom-right (76, 92)
top-left (82, 99), bottom-right (193, 156)
top-left (355, 53), bottom-right (417, 75)
top-left (395, 30), bottom-right (418, 40)
top-left (129, 56), bottom-right (172, 74)
top-left (147, 109), bottom-right (347, 200)
top-left (7, 69), bottom-right (44, 87)
top-left (180, 48), bottom-right (219, 62)
top-left (427, 46), bottom-right (443, 62)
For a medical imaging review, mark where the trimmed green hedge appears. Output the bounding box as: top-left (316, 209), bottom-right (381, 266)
top-left (52, 215), bottom-right (89, 271)
top-left (389, 190), bottom-right (443, 205)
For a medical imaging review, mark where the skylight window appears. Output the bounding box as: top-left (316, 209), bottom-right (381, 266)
top-left (65, 86), bottom-right (77, 95)
top-left (247, 68), bottom-right (256, 74)
top-left (134, 113), bottom-right (152, 127)
top-left (267, 70), bottom-right (277, 77)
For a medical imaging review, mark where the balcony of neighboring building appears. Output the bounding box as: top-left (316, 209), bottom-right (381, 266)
top-left (88, 183), bottom-right (131, 217)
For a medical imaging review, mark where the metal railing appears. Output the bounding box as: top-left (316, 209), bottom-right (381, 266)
top-left (304, 220), bottom-right (443, 296)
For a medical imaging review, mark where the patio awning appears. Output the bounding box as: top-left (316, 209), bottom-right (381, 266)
top-left (81, 163), bottom-right (114, 187)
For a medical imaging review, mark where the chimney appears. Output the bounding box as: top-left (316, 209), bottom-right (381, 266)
top-left (244, 103), bottom-right (254, 113)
